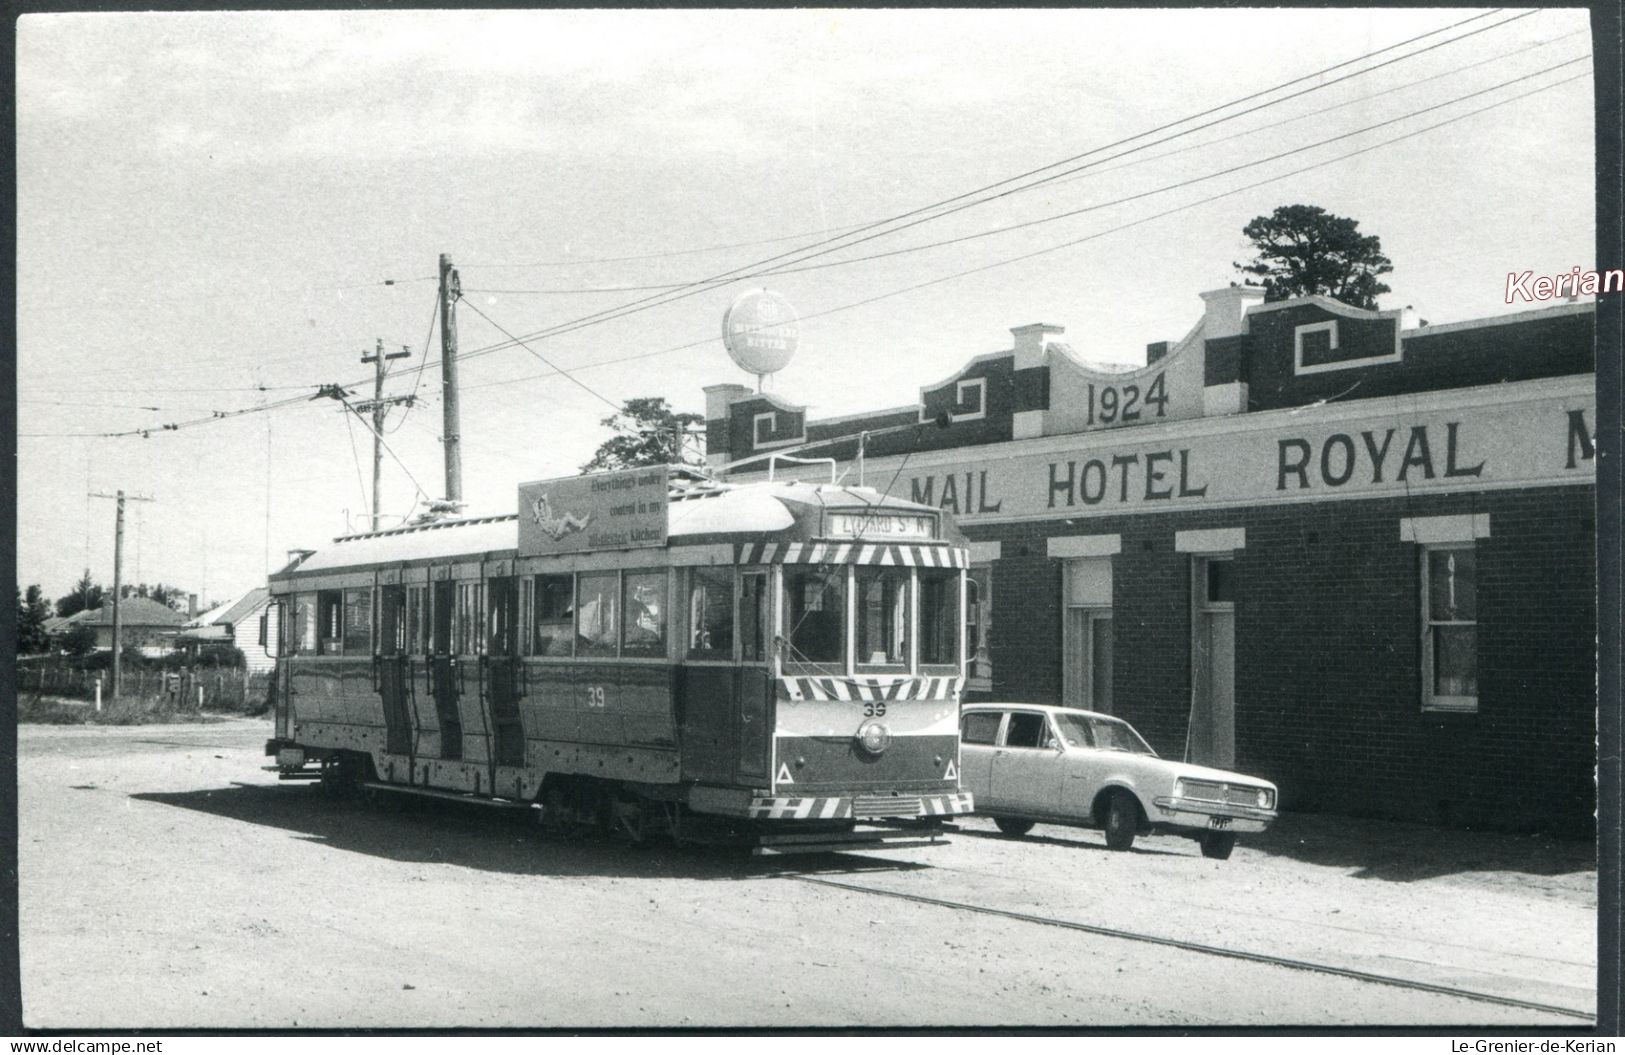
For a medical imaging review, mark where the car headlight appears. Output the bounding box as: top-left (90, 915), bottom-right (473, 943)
top-left (1257, 788), bottom-right (1274, 809)
top-left (857, 720), bottom-right (891, 756)
top-left (1173, 778), bottom-right (1186, 799)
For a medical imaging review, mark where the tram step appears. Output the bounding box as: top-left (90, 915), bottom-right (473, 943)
top-left (263, 766), bottom-right (323, 781)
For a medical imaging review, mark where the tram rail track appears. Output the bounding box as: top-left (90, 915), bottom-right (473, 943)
top-left (791, 875), bottom-right (1598, 1023)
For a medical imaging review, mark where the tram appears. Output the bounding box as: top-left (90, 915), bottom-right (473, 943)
top-left (263, 463), bottom-right (974, 852)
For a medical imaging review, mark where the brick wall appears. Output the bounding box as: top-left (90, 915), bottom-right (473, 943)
top-left (964, 484), bottom-right (1596, 835)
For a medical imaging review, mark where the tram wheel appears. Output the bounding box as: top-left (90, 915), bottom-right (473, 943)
top-left (1199, 831), bottom-right (1236, 860)
top-left (320, 753), bottom-right (363, 799)
top-left (994, 818), bottom-right (1034, 837)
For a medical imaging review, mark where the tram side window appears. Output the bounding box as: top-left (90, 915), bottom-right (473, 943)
top-left (293, 594), bottom-right (316, 655)
top-left (343, 588), bottom-right (372, 654)
top-left (688, 566), bottom-right (733, 659)
top-left (739, 571), bottom-right (769, 662)
top-left (455, 582), bottom-right (485, 655)
top-left (406, 586), bottom-right (426, 655)
top-left (855, 566), bottom-right (909, 671)
top-left (576, 572), bottom-right (620, 658)
top-left (316, 590), bottom-right (343, 654)
top-left (919, 569), bottom-right (961, 667)
top-left (784, 566), bottom-right (844, 665)
top-left (623, 570), bottom-right (667, 658)
top-left (532, 574), bottom-right (574, 657)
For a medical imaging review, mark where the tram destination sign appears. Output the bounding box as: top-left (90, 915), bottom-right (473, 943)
top-left (517, 466), bottom-right (669, 556)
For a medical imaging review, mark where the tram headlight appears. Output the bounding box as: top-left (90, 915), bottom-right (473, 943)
top-left (857, 720), bottom-right (891, 756)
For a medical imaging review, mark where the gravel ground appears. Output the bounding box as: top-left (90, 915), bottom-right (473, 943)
top-left (17, 718), bottom-right (1599, 1030)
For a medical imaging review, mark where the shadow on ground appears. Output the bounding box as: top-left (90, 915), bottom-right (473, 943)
top-left (1242, 810), bottom-right (1595, 883)
top-left (946, 824), bottom-right (1188, 858)
top-left (129, 783), bottom-right (932, 882)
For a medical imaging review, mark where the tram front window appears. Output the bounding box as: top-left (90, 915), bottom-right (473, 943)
top-left (784, 566), bottom-right (844, 665)
top-left (919, 569), bottom-right (961, 667)
top-left (855, 567), bottom-right (909, 671)
top-left (688, 566), bottom-right (733, 659)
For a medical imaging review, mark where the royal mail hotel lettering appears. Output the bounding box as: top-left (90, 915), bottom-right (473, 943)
top-left (706, 288), bottom-right (1597, 834)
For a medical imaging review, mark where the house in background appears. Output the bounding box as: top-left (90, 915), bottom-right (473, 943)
top-left (61, 597), bottom-right (187, 656)
top-left (175, 587), bottom-right (277, 673)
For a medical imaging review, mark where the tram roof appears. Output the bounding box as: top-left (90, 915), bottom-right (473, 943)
top-left (272, 478), bottom-right (948, 582)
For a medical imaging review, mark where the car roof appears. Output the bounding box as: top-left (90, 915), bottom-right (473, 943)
top-left (963, 703), bottom-right (1118, 721)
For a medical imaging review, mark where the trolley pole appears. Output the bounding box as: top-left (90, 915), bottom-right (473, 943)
top-left (90, 489), bottom-right (155, 699)
top-left (438, 253), bottom-right (464, 505)
top-left (359, 338), bottom-right (412, 532)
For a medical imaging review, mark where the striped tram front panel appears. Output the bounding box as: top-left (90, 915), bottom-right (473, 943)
top-left (733, 541), bottom-right (969, 568)
top-left (781, 674), bottom-right (963, 702)
top-left (747, 791), bottom-right (973, 821)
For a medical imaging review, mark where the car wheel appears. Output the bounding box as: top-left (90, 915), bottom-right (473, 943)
top-left (1199, 831), bottom-right (1236, 860)
top-left (994, 818), bottom-right (1034, 837)
top-left (1103, 791), bottom-right (1138, 851)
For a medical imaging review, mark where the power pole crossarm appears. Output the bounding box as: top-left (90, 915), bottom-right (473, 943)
top-left (360, 339), bottom-right (414, 532)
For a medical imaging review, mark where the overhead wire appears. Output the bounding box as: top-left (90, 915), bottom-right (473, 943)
top-left (27, 22), bottom-right (1585, 442)
top-left (89, 8), bottom-right (1549, 417)
top-left (22, 9), bottom-right (1545, 411)
top-left (433, 9), bottom-right (1538, 360)
top-left (457, 297), bottom-right (625, 413)
top-left (451, 65), bottom-right (1593, 399)
top-left (467, 24), bottom-right (1594, 305)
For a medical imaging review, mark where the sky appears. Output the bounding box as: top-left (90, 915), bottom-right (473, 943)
top-left (15, 8), bottom-right (1597, 608)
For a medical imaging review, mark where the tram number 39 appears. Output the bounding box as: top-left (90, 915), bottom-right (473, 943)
top-left (1085, 372), bottom-right (1168, 426)
top-left (863, 702), bottom-right (888, 717)
top-left (586, 686), bottom-right (607, 708)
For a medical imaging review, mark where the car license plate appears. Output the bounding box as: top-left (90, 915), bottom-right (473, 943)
top-left (1208, 816), bottom-right (1232, 829)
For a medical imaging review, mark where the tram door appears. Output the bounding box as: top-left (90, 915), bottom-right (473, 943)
top-left (1189, 556), bottom-right (1236, 767)
top-left (484, 576), bottom-right (525, 772)
top-left (377, 584), bottom-right (413, 756)
top-left (431, 579), bottom-right (463, 760)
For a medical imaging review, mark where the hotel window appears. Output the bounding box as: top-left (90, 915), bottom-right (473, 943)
top-left (1422, 545), bottom-right (1478, 712)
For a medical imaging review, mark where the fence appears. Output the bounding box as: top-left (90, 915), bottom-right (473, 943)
top-left (18, 662), bottom-right (272, 713)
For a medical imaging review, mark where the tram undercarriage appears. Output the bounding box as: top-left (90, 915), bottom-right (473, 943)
top-left (268, 743), bottom-right (955, 854)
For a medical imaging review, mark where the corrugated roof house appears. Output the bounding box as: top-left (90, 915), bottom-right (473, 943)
top-left (176, 587), bottom-right (276, 672)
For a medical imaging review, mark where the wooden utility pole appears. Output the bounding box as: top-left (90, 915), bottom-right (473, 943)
top-left (438, 253), bottom-right (464, 505)
top-left (90, 489), bottom-right (155, 699)
top-left (359, 338), bottom-right (412, 532)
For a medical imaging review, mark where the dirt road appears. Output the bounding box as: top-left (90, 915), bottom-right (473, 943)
top-left (17, 719), bottom-right (1598, 1029)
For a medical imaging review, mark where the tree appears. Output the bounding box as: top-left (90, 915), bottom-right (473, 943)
top-left (56, 570), bottom-right (105, 619)
top-left (17, 585), bottom-right (52, 654)
top-left (1234, 204), bottom-right (1394, 310)
top-left (61, 623), bottom-right (97, 657)
top-left (579, 397), bottom-right (705, 475)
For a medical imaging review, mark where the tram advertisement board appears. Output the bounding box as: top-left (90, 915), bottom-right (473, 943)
top-left (518, 466), bottom-right (669, 555)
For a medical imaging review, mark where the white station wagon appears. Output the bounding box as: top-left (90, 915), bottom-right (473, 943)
top-left (959, 704), bottom-right (1278, 860)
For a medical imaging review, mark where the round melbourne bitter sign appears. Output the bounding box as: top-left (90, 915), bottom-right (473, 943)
top-left (722, 289), bottom-right (799, 378)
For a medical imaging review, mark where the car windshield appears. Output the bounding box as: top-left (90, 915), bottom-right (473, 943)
top-left (1053, 712), bottom-right (1157, 756)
